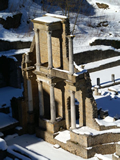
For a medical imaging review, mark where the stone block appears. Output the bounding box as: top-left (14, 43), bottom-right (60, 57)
top-left (112, 153), bottom-right (120, 160)
top-left (116, 144), bottom-right (120, 156)
top-left (39, 118), bottom-right (65, 133)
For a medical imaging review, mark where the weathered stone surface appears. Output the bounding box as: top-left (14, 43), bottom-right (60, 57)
top-left (74, 49), bottom-right (120, 65)
top-left (90, 39), bottom-right (120, 49)
top-left (116, 144), bottom-right (120, 156)
top-left (0, 40), bottom-right (31, 52)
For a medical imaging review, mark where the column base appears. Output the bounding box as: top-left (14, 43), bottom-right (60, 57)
top-left (39, 117), bottom-right (65, 133)
top-left (28, 111), bottom-right (34, 124)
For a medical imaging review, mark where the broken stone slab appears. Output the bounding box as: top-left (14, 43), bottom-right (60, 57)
top-left (53, 144), bottom-right (61, 149)
top-left (0, 12), bottom-right (22, 29)
top-left (108, 87), bottom-right (118, 95)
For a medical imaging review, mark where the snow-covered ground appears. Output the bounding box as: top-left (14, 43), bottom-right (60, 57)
top-left (5, 134), bottom-right (96, 160)
top-left (0, 0), bottom-right (119, 52)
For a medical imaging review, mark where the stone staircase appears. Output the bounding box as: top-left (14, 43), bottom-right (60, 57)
top-left (0, 0), bottom-right (31, 63)
top-left (74, 39), bottom-right (120, 73)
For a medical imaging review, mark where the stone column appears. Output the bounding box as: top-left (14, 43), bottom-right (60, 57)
top-left (97, 78), bottom-right (100, 86)
top-left (17, 66), bottom-right (21, 89)
top-left (25, 52), bottom-right (29, 63)
top-left (68, 35), bottom-right (74, 75)
top-left (94, 86), bottom-right (99, 95)
top-left (70, 90), bottom-right (76, 129)
top-left (35, 28), bottom-right (41, 71)
top-left (27, 79), bottom-right (33, 112)
top-left (111, 74), bottom-right (115, 83)
top-left (47, 31), bottom-right (53, 69)
top-left (37, 80), bottom-right (44, 117)
top-left (50, 83), bottom-right (56, 122)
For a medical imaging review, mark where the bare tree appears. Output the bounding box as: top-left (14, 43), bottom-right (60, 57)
top-left (42, 0), bottom-right (83, 34)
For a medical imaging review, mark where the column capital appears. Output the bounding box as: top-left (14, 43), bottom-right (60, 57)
top-left (34, 28), bottom-right (39, 33)
top-left (49, 82), bottom-right (56, 87)
top-left (47, 30), bottom-right (52, 35)
top-left (67, 35), bottom-right (75, 39)
top-left (36, 79), bottom-right (43, 83)
top-left (70, 90), bottom-right (75, 94)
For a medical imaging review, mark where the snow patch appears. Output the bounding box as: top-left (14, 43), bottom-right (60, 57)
top-left (0, 138), bottom-right (7, 150)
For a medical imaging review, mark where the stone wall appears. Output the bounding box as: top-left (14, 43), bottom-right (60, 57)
top-left (74, 49), bottom-right (120, 65)
top-left (0, 56), bottom-right (21, 88)
top-left (0, 40), bottom-right (31, 52)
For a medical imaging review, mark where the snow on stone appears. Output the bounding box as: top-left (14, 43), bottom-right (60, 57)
top-left (5, 134), bottom-right (18, 141)
top-left (46, 13), bottom-right (67, 19)
top-left (54, 130), bottom-right (70, 143)
top-left (113, 153), bottom-right (119, 158)
top-left (72, 126), bottom-right (120, 136)
top-left (81, 56), bottom-right (120, 70)
top-left (6, 134), bottom-right (86, 160)
top-left (0, 138), bottom-right (7, 150)
top-left (74, 45), bottom-right (120, 54)
top-left (95, 153), bottom-right (111, 160)
top-left (7, 144), bottom-right (47, 160)
top-left (0, 48), bottom-right (30, 57)
top-left (34, 16), bottom-right (61, 23)
top-left (95, 117), bottom-right (120, 127)
top-left (53, 144), bottom-right (61, 149)
top-left (15, 126), bottom-right (22, 131)
top-left (0, 12), bottom-right (19, 20)
top-left (0, 113), bottom-right (18, 129)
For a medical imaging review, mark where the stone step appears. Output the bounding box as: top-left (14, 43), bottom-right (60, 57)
top-left (0, 12), bottom-right (22, 29)
top-left (0, 39), bottom-right (31, 52)
top-left (0, 48), bottom-right (30, 66)
top-left (74, 48), bottom-right (120, 65)
top-left (90, 39), bottom-right (120, 49)
top-left (79, 55), bottom-right (120, 73)
top-left (0, 113), bottom-right (19, 136)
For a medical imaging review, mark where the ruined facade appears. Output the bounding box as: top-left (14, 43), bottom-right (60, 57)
top-left (20, 14), bottom-right (120, 158)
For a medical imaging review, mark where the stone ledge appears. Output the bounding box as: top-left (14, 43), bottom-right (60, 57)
top-left (39, 118), bottom-right (66, 133)
top-left (70, 130), bottom-right (120, 147)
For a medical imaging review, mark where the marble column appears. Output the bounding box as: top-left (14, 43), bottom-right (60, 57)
top-left (25, 52), bottom-right (29, 63)
top-left (47, 31), bottom-right (53, 69)
top-left (27, 79), bottom-right (33, 112)
top-left (35, 28), bottom-right (41, 71)
top-left (37, 80), bottom-right (44, 117)
top-left (70, 90), bottom-right (76, 129)
top-left (68, 35), bottom-right (74, 75)
top-left (111, 74), bottom-right (115, 83)
top-left (50, 83), bottom-right (56, 122)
